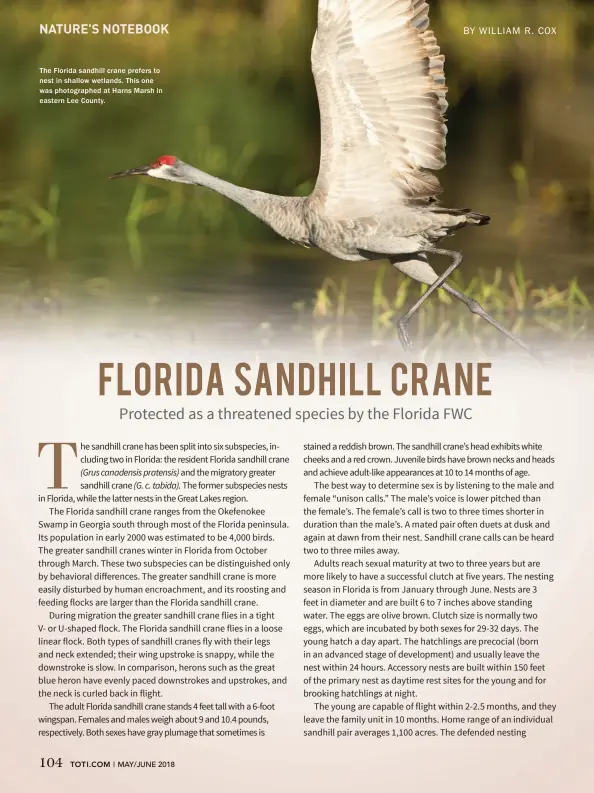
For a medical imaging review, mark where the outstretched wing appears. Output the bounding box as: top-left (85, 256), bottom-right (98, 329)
top-left (310, 0), bottom-right (447, 218)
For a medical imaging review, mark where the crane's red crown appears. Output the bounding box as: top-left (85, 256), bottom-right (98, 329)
top-left (152, 155), bottom-right (177, 167)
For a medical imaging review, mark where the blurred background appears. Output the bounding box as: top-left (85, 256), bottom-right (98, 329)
top-left (1, 0), bottom-right (594, 351)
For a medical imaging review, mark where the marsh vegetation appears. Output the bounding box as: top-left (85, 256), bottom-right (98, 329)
top-left (1, 0), bottom-right (593, 345)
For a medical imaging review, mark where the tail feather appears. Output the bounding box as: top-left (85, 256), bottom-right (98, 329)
top-left (432, 207), bottom-right (490, 227)
top-left (465, 211), bottom-right (490, 226)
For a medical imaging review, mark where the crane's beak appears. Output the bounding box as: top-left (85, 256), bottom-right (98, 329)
top-left (109, 164), bottom-right (152, 179)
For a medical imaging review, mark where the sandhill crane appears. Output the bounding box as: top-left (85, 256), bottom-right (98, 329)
top-left (111, 0), bottom-right (531, 356)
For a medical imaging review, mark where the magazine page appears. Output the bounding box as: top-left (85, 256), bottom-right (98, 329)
top-left (1, 1), bottom-right (593, 791)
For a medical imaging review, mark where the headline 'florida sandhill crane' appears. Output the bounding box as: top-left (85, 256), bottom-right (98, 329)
top-left (111, 0), bottom-right (531, 355)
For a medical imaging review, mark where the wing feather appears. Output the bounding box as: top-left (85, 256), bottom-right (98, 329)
top-left (311, 0), bottom-right (448, 218)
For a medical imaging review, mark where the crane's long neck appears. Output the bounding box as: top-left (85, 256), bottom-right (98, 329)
top-left (184, 166), bottom-right (259, 210)
top-left (172, 163), bottom-right (308, 244)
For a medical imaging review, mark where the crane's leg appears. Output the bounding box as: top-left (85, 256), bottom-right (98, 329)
top-left (395, 248), bottom-right (462, 350)
top-left (394, 248), bottom-right (535, 357)
top-left (441, 283), bottom-right (536, 357)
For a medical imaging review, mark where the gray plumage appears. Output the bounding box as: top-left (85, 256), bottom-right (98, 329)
top-left (110, 0), bottom-right (533, 356)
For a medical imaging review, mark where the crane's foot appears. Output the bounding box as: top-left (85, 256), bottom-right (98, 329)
top-left (396, 318), bottom-right (413, 352)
